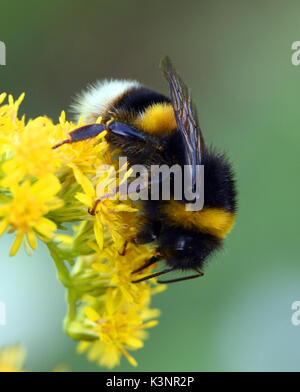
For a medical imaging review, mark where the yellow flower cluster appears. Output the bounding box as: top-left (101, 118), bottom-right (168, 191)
top-left (0, 93), bottom-right (165, 368)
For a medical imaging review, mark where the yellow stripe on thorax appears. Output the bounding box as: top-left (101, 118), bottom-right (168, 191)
top-left (135, 103), bottom-right (177, 135)
top-left (162, 201), bottom-right (235, 239)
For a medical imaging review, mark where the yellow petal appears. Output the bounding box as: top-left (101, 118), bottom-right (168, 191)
top-left (142, 320), bottom-right (158, 329)
top-left (114, 204), bottom-right (138, 213)
top-left (92, 263), bottom-right (112, 274)
top-left (31, 175), bottom-right (61, 199)
top-left (59, 110), bottom-right (66, 124)
top-left (106, 289), bottom-right (122, 314)
top-left (76, 341), bottom-right (90, 354)
top-left (71, 166), bottom-right (95, 199)
top-left (16, 92), bottom-right (25, 106)
top-left (0, 92), bottom-right (7, 105)
top-left (24, 238), bottom-right (33, 256)
top-left (34, 217), bottom-right (57, 238)
top-left (26, 230), bottom-right (37, 250)
top-left (121, 348), bottom-right (138, 367)
top-left (126, 337), bottom-right (143, 349)
top-left (46, 198), bottom-right (64, 211)
top-left (99, 346), bottom-right (120, 369)
top-left (75, 192), bottom-right (92, 207)
top-left (10, 231), bottom-right (24, 256)
top-left (85, 306), bottom-right (100, 322)
top-left (0, 219), bottom-right (9, 236)
top-left (94, 215), bottom-right (104, 250)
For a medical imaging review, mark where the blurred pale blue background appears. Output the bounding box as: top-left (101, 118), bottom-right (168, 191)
top-left (1, 0), bottom-right (300, 371)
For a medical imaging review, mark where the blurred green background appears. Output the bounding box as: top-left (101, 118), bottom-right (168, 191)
top-left (1, 0), bottom-right (300, 372)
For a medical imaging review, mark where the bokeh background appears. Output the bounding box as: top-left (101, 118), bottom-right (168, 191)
top-left (1, 0), bottom-right (300, 371)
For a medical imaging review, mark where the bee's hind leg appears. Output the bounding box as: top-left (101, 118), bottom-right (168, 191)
top-left (89, 180), bottom-right (151, 216)
top-left (118, 240), bottom-right (128, 256)
top-left (131, 254), bottom-right (162, 275)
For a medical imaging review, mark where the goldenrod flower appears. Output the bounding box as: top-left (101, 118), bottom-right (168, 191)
top-left (92, 242), bottom-right (160, 303)
top-left (78, 288), bottom-right (159, 368)
top-left (0, 175), bottom-right (63, 255)
top-left (0, 92), bottom-right (165, 368)
top-left (0, 93), bottom-right (25, 154)
top-left (1, 117), bottom-right (62, 187)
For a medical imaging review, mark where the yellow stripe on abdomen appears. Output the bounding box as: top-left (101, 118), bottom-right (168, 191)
top-left (135, 103), bottom-right (177, 135)
top-left (162, 201), bottom-right (235, 239)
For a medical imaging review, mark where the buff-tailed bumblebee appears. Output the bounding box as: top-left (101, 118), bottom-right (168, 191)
top-left (53, 57), bottom-right (237, 283)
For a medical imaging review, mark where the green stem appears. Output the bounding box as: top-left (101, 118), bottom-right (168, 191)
top-left (47, 242), bottom-right (71, 287)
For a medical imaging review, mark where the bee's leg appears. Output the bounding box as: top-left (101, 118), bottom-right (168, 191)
top-left (131, 267), bottom-right (174, 283)
top-left (118, 240), bottom-right (128, 256)
top-left (89, 187), bottom-right (121, 215)
top-left (132, 265), bottom-right (204, 284)
top-left (131, 254), bottom-right (162, 275)
top-left (52, 124), bottom-right (107, 149)
top-left (89, 181), bottom-right (149, 215)
top-left (157, 270), bottom-right (204, 284)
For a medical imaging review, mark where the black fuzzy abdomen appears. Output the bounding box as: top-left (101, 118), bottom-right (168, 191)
top-left (203, 149), bottom-right (237, 213)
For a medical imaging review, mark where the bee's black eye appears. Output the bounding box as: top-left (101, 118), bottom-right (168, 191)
top-left (174, 236), bottom-right (193, 251)
top-left (174, 239), bottom-right (185, 250)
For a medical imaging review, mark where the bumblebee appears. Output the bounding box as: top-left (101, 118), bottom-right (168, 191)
top-left (54, 57), bottom-right (237, 283)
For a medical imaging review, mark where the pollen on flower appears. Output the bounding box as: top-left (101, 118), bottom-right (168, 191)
top-left (0, 92), bottom-right (165, 369)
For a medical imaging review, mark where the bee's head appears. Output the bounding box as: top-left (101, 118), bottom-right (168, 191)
top-left (158, 227), bottom-right (221, 271)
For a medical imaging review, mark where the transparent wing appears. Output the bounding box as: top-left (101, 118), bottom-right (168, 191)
top-left (161, 56), bottom-right (204, 190)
